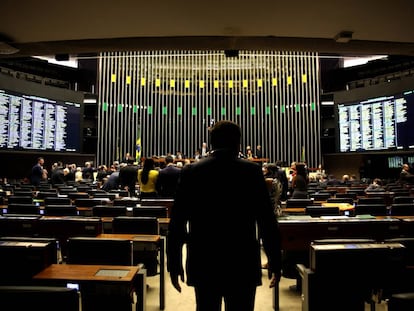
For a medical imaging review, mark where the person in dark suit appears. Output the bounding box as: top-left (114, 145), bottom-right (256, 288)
top-left (119, 159), bottom-right (138, 197)
top-left (30, 157), bottom-right (45, 187)
top-left (167, 120), bottom-right (282, 311)
top-left (156, 155), bottom-right (181, 198)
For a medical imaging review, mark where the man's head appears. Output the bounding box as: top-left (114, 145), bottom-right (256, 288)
top-left (210, 120), bottom-right (241, 153)
top-left (165, 155), bottom-right (174, 164)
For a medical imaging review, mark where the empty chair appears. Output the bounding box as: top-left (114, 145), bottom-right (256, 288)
top-left (76, 185), bottom-right (92, 193)
top-left (58, 188), bottom-right (78, 195)
top-left (141, 198), bottom-right (174, 217)
top-left (92, 192), bottom-right (118, 200)
top-left (13, 190), bottom-right (33, 197)
top-left (43, 205), bottom-right (79, 216)
top-left (67, 192), bottom-right (90, 200)
top-left (92, 205), bottom-right (128, 217)
top-left (44, 197), bottom-right (72, 206)
top-left (326, 197), bottom-right (354, 205)
top-left (113, 198), bottom-right (140, 207)
top-left (357, 197), bottom-right (386, 205)
top-left (36, 191), bottom-right (58, 199)
top-left (132, 206), bottom-right (168, 218)
top-left (109, 189), bottom-right (129, 197)
top-left (390, 203), bottom-right (414, 216)
top-left (74, 198), bottom-right (110, 207)
top-left (335, 192), bottom-right (357, 200)
top-left (17, 184), bottom-right (35, 191)
top-left (319, 189), bottom-right (337, 196)
top-left (6, 203), bottom-right (40, 215)
top-left (87, 189), bottom-right (106, 196)
top-left (309, 192), bottom-right (332, 201)
top-left (112, 216), bottom-right (159, 235)
top-left (286, 198), bottom-right (314, 208)
top-left (305, 206), bottom-right (340, 217)
top-left (393, 196), bottom-right (414, 204)
top-left (354, 204), bottom-right (388, 216)
top-left (0, 286), bottom-right (79, 311)
top-left (66, 237), bottom-right (133, 265)
top-left (346, 189), bottom-right (366, 197)
top-left (7, 195), bottom-right (33, 205)
top-left (392, 190), bottom-right (411, 197)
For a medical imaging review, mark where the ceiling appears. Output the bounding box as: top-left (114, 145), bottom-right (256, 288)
top-left (1, 0), bottom-right (414, 59)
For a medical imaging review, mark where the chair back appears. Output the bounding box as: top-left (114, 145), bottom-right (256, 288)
top-left (43, 205), bottom-right (79, 216)
top-left (66, 237), bottom-right (133, 265)
top-left (74, 198), bottom-right (110, 207)
top-left (36, 191), bottom-right (58, 199)
top-left (112, 216), bottom-right (159, 235)
top-left (91, 192), bottom-right (118, 200)
top-left (393, 196), bottom-right (414, 204)
top-left (390, 203), bottom-right (414, 216)
top-left (132, 206), bottom-right (168, 218)
top-left (354, 204), bottom-right (388, 216)
top-left (12, 190), bottom-right (33, 197)
top-left (7, 196), bottom-right (33, 205)
top-left (357, 197), bottom-right (386, 205)
top-left (44, 197), bottom-right (72, 206)
top-left (286, 198), bottom-right (314, 208)
top-left (113, 198), bottom-right (140, 207)
top-left (6, 204), bottom-right (40, 215)
top-left (335, 192), bottom-right (357, 200)
top-left (92, 206), bottom-right (128, 217)
top-left (305, 206), bottom-right (340, 217)
top-left (309, 192), bottom-right (332, 201)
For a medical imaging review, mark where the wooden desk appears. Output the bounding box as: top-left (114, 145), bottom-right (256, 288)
top-left (282, 202), bottom-right (354, 216)
top-left (34, 264), bottom-right (145, 311)
top-left (274, 216), bottom-right (407, 310)
top-left (97, 233), bottom-right (165, 310)
top-left (321, 202), bottom-right (354, 211)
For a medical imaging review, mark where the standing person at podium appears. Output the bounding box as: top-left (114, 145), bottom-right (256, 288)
top-left (255, 145), bottom-right (263, 159)
top-left (167, 120), bottom-right (282, 311)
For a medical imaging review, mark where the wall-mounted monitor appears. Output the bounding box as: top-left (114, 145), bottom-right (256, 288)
top-left (388, 156), bottom-right (404, 169)
top-left (0, 74), bottom-right (83, 153)
top-left (337, 89), bottom-right (414, 152)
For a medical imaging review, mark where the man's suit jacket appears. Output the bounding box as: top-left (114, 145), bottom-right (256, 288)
top-left (167, 150), bottom-right (282, 288)
top-left (156, 165), bottom-right (181, 197)
top-left (119, 164), bottom-right (138, 191)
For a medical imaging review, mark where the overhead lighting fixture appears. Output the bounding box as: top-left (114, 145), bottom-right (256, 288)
top-left (334, 31), bottom-right (353, 43)
top-left (0, 41), bottom-right (19, 55)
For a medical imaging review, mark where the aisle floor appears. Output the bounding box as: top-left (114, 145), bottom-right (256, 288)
top-left (143, 247), bottom-right (389, 311)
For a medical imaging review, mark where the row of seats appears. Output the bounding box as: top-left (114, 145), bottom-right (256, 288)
top-left (285, 197), bottom-right (414, 216)
top-left (2, 204), bottom-right (169, 218)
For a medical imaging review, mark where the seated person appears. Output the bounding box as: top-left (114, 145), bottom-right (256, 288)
top-left (364, 178), bottom-right (385, 192)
